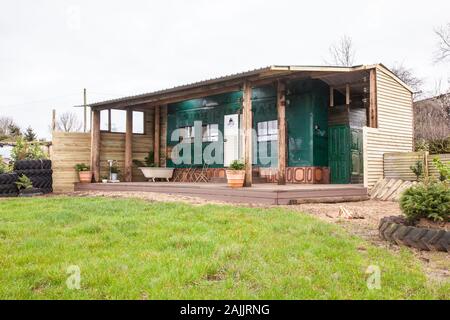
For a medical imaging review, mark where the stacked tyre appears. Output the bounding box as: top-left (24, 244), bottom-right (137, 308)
top-left (0, 173), bottom-right (18, 197)
top-left (14, 160), bottom-right (53, 194)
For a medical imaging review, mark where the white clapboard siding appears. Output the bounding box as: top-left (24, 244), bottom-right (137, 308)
top-left (364, 68), bottom-right (413, 188)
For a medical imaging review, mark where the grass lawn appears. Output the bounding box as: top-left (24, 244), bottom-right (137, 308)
top-left (0, 196), bottom-right (448, 300)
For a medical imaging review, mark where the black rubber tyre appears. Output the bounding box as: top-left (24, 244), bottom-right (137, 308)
top-left (0, 173), bottom-right (18, 185)
top-left (379, 216), bottom-right (449, 252)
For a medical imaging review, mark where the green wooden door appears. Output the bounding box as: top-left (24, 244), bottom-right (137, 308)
top-left (328, 125), bottom-right (351, 184)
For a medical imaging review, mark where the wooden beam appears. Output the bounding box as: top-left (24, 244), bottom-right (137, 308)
top-left (329, 87), bottom-right (334, 107)
top-left (369, 69), bottom-right (377, 128)
top-left (90, 110), bottom-right (101, 182)
top-left (277, 80), bottom-right (287, 185)
top-left (154, 105), bottom-right (161, 167)
top-left (243, 81), bottom-right (253, 187)
top-left (124, 109), bottom-right (133, 182)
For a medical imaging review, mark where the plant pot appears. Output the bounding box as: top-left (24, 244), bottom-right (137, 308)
top-left (110, 173), bottom-right (119, 181)
top-left (78, 171), bottom-right (92, 183)
top-left (19, 187), bottom-right (43, 197)
top-left (226, 170), bottom-right (245, 188)
top-left (102, 179), bottom-right (108, 184)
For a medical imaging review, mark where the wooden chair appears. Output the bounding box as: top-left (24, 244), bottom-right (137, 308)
top-left (195, 163), bottom-right (209, 183)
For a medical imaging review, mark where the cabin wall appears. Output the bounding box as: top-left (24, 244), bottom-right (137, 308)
top-left (51, 110), bottom-right (155, 191)
top-left (364, 68), bottom-right (413, 188)
top-left (99, 109), bottom-right (154, 182)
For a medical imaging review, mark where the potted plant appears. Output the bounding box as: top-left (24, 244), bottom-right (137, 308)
top-left (101, 175), bottom-right (108, 184)
top-left (16, 174), bottom-right (42, 197)
top-left (226, 160), bottom-right (245, 188)
top-left (110, 164), bottom-right (120, 182)
top-left (74, 163), bottom-right (92, 183)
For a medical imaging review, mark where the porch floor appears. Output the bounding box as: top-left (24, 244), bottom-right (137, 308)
top-left (74, 182), bottom-right (368, 205)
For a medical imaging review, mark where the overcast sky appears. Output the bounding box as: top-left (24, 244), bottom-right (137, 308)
top-left (1, 0), bottom-right (449, 140)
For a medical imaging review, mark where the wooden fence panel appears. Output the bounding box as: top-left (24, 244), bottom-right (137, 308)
top-left (51, 132), bottom-right (91, 192)
top-left (383, 152), bottom-right (426, 181)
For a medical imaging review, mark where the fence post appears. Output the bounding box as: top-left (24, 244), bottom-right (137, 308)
top-left (423, 151), bottom-right (429, 179)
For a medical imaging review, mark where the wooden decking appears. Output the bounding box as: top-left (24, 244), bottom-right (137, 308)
top-left (74, 182), bottom-right (368, 205)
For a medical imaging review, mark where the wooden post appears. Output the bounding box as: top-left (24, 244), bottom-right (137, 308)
top-left (277, 80), bottom-right (287, 185)
top-left (52, 109), bottom-right (56, 131)
top-left (83, 88), bottom-right (87, 133)
top-left (369, 69), bottom-right (377, 128)
top-left (124, 109), bottom-right (133, 182)
top-left (91, 109), bottom-right (101, 182)
top-left (154, 106), bottom-right (161, 167)
top-left (329, 87), bottom-right (334, 107)
top-left (346, 84), bottom-right (351, 105)
top-left (243, 81), bottom-right (253, 187)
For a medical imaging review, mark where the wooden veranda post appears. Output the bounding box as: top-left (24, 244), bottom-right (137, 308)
top-left (154, 105), bottom-right (161, 167)
top-left (369, 69), bottom-right (377, 128)
top-left (243, 81), bottom-right (253, 187)
top-left (124, 109), bottom-right (133, 182)
top-left (277, 81), bottom-right (287, 185)
top-left (90, 109), bottom-right (101, 182)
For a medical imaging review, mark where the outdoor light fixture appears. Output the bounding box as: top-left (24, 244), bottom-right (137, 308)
top-left (228, 118), bottom-right (235, 127)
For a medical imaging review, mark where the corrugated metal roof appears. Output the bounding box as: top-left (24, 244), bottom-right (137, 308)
top-left (81, 64), bottom-right (412, 108)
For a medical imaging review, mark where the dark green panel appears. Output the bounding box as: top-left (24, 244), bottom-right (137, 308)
top-left (286, 93), bottom-right (313, 166)
top-left (328, 125), bottom-right (351, 184)
top-left (252, 85), bottom-right (277, 167)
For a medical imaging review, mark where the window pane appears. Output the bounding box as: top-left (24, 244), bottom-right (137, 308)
top-left (268, 120), bottom-right (278, 135)
top-left (133, 111), bottom-right (144, 134)
top-left (110, 110), bottom-right (126, 133)
top-left (100, 110), bottom-right (109, 131)
top-left (257, 122), bottom-right (268, 136)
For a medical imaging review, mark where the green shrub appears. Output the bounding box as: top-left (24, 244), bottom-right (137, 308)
top-left (15, 175), bottom-right (33, 190)
top-left (10, 136), bottom-right (47, 161)
top-left (0, 156), bottom-right (11, 174)
top-left (410, 160), bottom-right (424, 180)
top-left (133, 151), bottom-right (155, 167)
top-left (229, 160), bottom-right (245, 171)
top-left (74, 163), bottom-right (90, 172)
top-left (432, 157), bottom-right (450, 182)
top-left (400, 182), bottom-right (450, 223)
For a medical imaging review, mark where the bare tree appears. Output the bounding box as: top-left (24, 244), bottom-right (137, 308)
top-left (0, 117), bottom-right (15, 136)
top-left (414, 83), bottom-right (450, 153)
top-left (390, 63), bottom-right (423, 98)
top-left (327, 35), bottom-right (356, 67)
top-left (434, 23), bottom-right (450, 62)
top-left (56, 112), bottom-right (82, 132)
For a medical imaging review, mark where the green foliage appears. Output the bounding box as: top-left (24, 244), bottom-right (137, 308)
top-left (415, 138), bottom-right (450, 154)
top-left (133, 151), bottom-right (155, 167)
top-left (0, 156), bottom-right (11, 174)
top-left (400, 182), bottom-right (450, 223)
top-left (432, 157), bottom-right (450, 182)
top-left (7, 123), bottom-right (21, 137)
top-left (110, 164), bottom-right (120, 174)
top-left (10, 136), bottom-right (47, 161)
top-left (24, 126), bottom-right (37, 142)
top-left (74, 163), bottom-right (90, 172)
top-left (410, 160), bottom-right (424, 180)
top-left (15, 175), bottom-right (33, 190)
top-left (229, 160), bottom-right (245, 170)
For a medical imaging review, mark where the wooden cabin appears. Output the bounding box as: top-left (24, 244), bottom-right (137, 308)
top-left (52, 64), bottom-right (414, 202)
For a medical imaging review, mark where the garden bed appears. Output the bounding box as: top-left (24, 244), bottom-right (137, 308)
top-left (379, 216), bottom-right (450, 252)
